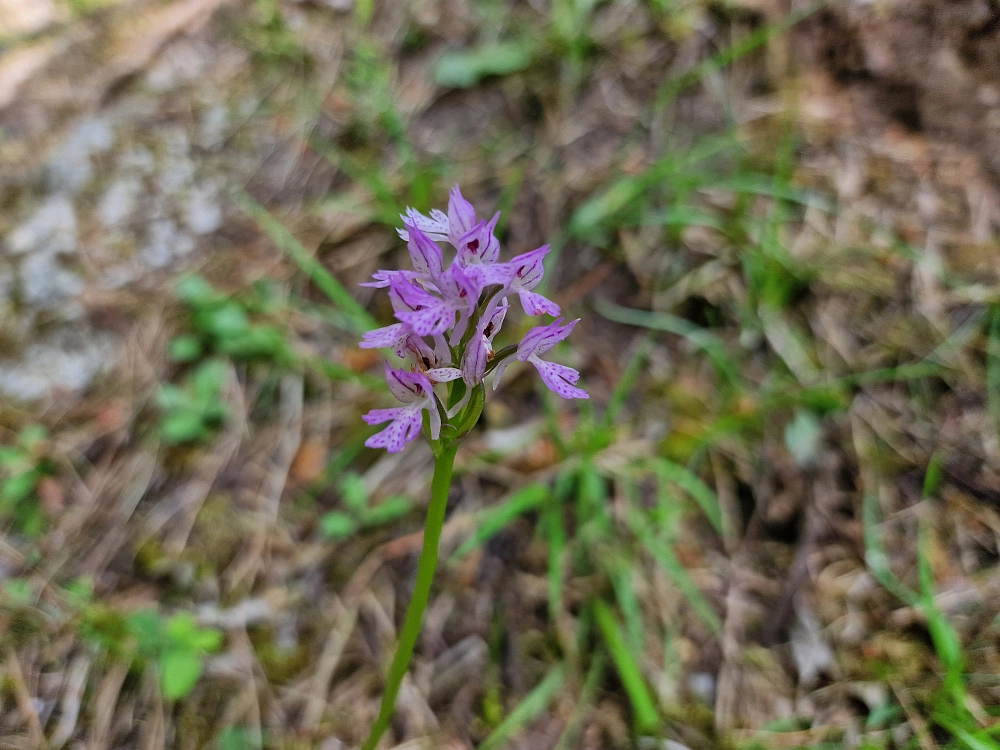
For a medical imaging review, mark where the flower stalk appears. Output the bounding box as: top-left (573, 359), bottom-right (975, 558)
top-left (361, 442), bottom-right (458, 750)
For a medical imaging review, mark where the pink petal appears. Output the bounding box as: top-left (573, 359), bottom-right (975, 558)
top-left (531, 358), bottom-right (588, 399)
top-left (427, 367), bottom-right (463, 382)
top-left (407, 225), bottom-right (444, 278)
top-left (517, 289), bottom-right (561, 317)
top-left (360, 323), bottom-right (407, 349)
top-left (383, 363), bottom-right (433, 403)
top-left (365, 408), bottom-right (423, 453)
top-left (447, 185), bottom-right (478, 243)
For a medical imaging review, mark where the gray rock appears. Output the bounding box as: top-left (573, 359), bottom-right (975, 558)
top-left (0, 333), bottom-right (111, 401)
top-left (6, 196), bottom-right (77, 257)
top-left (19, 252), bottom-right (84, 307)
top-left (47, 118), bottom-right (115, 193)
top-left (142, 219), bottom-right (194, 268)
top-left (199, 104), bottom-right (229, 150)
top-left (98, 177), bottom-right (144, 228)
top-left (185, 182), bottom-right (222, 235)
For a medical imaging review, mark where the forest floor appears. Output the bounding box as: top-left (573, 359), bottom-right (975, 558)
top-left (2, 0), bottom-right (1000, 748)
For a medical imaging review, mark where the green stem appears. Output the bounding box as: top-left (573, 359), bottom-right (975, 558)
top-left (361, 443), bottom-right (459, 750)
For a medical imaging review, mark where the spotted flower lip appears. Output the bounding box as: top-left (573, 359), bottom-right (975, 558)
top-left (363, 364), bottom-right (439, 453)
top-left (493, 317), bottom-right (588, 400)
top-left (360, 185), bottom-right (587, 452)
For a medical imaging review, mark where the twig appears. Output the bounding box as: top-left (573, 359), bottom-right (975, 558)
top-left (50, 653), bottom-right (91, 749)
top-left (7, 650), bottom-right (45, 749)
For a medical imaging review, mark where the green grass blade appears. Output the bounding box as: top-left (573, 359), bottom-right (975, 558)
top-left (654, 2), bottom-right (823, 109)
top-left (918, 522), bottom-right (966, 701)
top-left (593, 600), bottom-right (660, 734)
top-left (609, 563), bottom-right (644, 654)
top-left (988, 307), bottom-right (1000, 438)
top-left (647, 457), bottom-right (723, 534)
top-left (450, 484), bottom-right (550, 561)
top-left (553, 650), bottom-right (608, 750)
top-left (595, 300), bottom-right (741, 390)
top-left (629, 509), bottom-right (722, 634)
top-left (707, 173), bottom-right (834, 212)
top-left (862, 491), bottom-right (919, 607)
top-left (603, 334), bottom-right (654, 430)
top-left (542, 496), bottom-right (567, 625)
top-left (234, 190), bottom-right (378, 335)
top-left (478, 663), bottom-right (567, 750)
top-left (934, 715), bottom-right (1000, 750)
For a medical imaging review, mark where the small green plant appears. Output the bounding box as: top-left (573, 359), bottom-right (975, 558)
top-left (170, 275), bottom-right (294, 366)
top-left (0, 425), bottom-right (55, 537)
top-left (319, 472), bottom-right (412, 540)
top-left (157, 359), bottom-right (231, 445)
top-left (128, 610), bottom-right (224, 700)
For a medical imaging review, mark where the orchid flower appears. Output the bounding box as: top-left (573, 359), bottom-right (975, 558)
top-left (356, 186), bottom-right (587, 750)
top-left (363, 364), bottom-right (460, 453)
top-left (360, 185), bottom-right (585, 453)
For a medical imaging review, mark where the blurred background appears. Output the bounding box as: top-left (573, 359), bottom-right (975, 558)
top-left (2, 0), bottom-right (1000, 747)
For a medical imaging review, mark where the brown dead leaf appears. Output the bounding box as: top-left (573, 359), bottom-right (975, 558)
top-left (0, 37), bottom-right (64, 110)
top-left (291, 438), bottom-right (327, 484)
top-left (342, 348), bottom-right (379, 372)
top-left (511, 438), bottom-right (558, 473)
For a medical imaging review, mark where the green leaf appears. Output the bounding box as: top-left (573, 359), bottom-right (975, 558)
top-left (434, 41), bottom-right (536, 88)
top-left (156, 384), bottom-right (190, 411)
top-left (189, 628), bottom-right (224, 653)
top-left (320, 512), bottom-right (358, 540)
top-left (340, 473), bottom-right (369, 513)
top-left (128, 609), bottom-right (165, 654)
top-left (169, 335), bottom-right (203, 362)
top-left (176, 275), bottom-right (219, 307)
top-left (161, 648), bottom-right (204, 700)
top-left (160, 410), bottom-right (209, 445)
top-left (221, 326), bottom-right (292, 362)
top-left (166, 612), bottom-right (199, 642)
top-left (360, 496), bottom-right (413, 527)
top-left (191, 360), bottom-right (229, 400)
top-left (205, 304), bottom-right (249, 339)
top-left (1, 469), bottom-right (40, 506)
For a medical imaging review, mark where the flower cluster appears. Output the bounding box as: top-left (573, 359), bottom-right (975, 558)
top-left (360, 186), bottom-right (587, 453)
